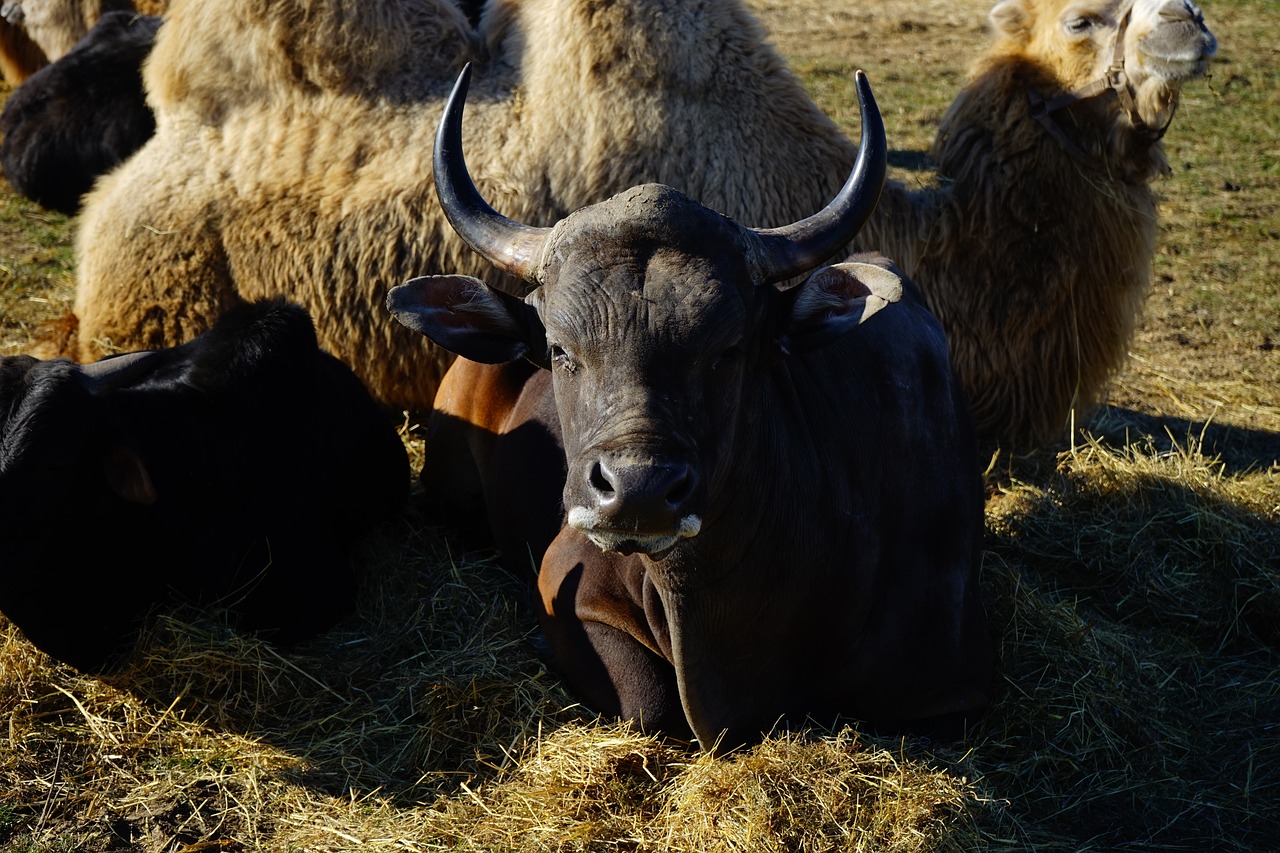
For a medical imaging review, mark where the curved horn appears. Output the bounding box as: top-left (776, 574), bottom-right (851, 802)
top-left (75, 350), bottom-right (160, 396)
top-left (434, 64), bottom-right (551, 282)
top-left (753, 70), bottom-right (887, 285)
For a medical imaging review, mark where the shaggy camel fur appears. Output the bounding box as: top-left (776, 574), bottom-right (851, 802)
top-left (72, 0), bottom-right (1217, 442)
top-left (856, 0), bottom-right (1216, 445)
top-left (72, 0), bottom-right (855, 411)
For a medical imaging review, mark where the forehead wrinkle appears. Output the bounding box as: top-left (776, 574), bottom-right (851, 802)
top-left (637, 249), bottom-right (747, 352)
top-left (542, 244), bottom-right (749, 361)
top-left (606, 261), bottom-right (748, 365)
top-left (542, 255), bottom-right (638, 353)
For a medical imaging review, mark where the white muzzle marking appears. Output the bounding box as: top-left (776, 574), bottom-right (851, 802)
top-left (567, 507), bottom-right (702, 554)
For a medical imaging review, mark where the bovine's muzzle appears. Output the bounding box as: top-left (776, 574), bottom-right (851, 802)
top-left (566, 455), bottom-right (703, 556)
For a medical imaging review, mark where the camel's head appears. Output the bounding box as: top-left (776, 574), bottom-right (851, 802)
top-left (990, 0), bottom-right (1217, 133)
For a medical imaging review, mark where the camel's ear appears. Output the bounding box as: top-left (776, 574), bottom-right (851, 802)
top-left (387, 275), bottom-right (546, 365)
top-left (989, 0), bottom-right (1030, 38)
top-left (778, 261), bottom-right (903, 355)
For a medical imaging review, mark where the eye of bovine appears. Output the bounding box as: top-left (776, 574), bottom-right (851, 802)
top-left (548, 343), bottom-right (579, 375)
top-left (710, 344), bottom-right (743, 371)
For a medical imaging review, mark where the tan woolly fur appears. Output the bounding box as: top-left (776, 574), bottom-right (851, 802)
top-left (71, 0), bottom-right (1215, 439)
top-left (854, 0), bottom-right (1215, 446)
top-left (73, 0), bottom-right (856, 411)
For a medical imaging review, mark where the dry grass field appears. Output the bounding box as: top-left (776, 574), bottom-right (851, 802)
top-left (1, 0), bottom-right (1277, 849)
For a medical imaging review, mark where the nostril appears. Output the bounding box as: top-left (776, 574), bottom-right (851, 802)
top-left (589, 460), bottom-right (615, 496)
top-left (665, 464), bottom-right (696, 507)
top-left (585, 458), bottom-right (696, 520)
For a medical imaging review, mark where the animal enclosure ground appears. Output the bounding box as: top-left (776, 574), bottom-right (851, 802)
top-left (0, 0), bottom-right (1277, 850)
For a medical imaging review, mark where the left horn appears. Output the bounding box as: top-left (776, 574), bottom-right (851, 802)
top-left (753, 70), bottom-right (887, 284)
top-left (75, 351), bottom-right (160, 396)
top-left (434, 64), bottom-right (551, 283)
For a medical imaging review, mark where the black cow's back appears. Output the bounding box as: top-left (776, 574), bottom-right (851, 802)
top-left (0, 11), bottom-right (159, 214)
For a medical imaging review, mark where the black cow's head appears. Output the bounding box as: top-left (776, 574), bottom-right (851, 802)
top-left (0, 350), bottom-right (166, 670)
top-left (0, 350), bottom-right (161, 515)
top-left (390, 66), bottom-right (900, 558)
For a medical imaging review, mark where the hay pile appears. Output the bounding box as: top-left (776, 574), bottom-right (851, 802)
top-left (974, 430), bottom-right (1280, 848)
top-left (1, 422), bottom-right (1276, 851)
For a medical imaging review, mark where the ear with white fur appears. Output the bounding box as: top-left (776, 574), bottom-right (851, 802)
top-left (779, 261), bottom-right (903, 355)
top-left (387, 275), bottom-right (546, 365)
top-left (989, 0), bottom-right (1030, 38)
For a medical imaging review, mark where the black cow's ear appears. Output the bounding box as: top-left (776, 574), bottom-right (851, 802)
top-left (387, 275), bottom-right (544, 364)
top-left (105, 446), bottom-right (157, 505)
top-left (778, 261), bottom-right (903, 355)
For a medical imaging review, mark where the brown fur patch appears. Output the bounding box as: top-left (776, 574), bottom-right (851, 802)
top-left (28, 310), bottom-right (79, 359)
top-left (0, 18), bottom-right (48, 84)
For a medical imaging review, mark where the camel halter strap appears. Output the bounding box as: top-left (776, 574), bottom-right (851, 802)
top-left (1027, 1), bottom-right (1177, 165)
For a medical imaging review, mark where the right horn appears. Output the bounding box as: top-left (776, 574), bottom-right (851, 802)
top-left (434, 64), bottom-right (552, 283)
top-left (752, 70), bottom-right (887, 285)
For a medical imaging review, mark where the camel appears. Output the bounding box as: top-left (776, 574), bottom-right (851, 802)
top-left (856, 0), bottom-right (1217, 445)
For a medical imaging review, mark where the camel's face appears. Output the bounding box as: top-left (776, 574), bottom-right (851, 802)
top-left (991, 0), bottom-right (1217, 129)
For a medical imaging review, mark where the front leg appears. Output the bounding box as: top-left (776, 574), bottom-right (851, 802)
top-left (424, 360), bottom-right (566, 570)
top-left (537, 529), bottom-right (687, 737)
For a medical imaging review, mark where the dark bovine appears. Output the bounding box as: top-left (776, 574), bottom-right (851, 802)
top-left (0, 299), bottom-right (409, 672)
top-left (0, 11), bottom-right (159, 214)
top-left (389, 67), bottom-right (993, 750)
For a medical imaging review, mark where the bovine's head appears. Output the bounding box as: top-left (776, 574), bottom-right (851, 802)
top-left (0, 351), bottom-right (160, 516)
top-left (991, 0), bottom-right (1216, 132)
top-left (0, 351), bottom-right (162, 670)
top-left (390, 66), bottom-right (899, 558)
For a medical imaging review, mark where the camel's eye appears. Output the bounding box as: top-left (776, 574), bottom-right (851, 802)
top-left (1064, 15), bottom-right (1098, 34)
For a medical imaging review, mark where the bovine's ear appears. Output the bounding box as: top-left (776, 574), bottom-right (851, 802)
top-left (778, 261), bottom-right (903, 355)
top-left (989, 0), bottom-right (1030, 38)
top-left (105, 445), bottom-right (157, 505)
top-left (387, 275), bottom-right (546, 365)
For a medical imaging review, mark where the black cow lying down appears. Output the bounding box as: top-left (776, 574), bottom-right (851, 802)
top-left (388, 68), bottom-right (994, 751)
top-left (0, 299), bottom-right (409, 672)
top-left (0, 10), bottom-right (160, 215)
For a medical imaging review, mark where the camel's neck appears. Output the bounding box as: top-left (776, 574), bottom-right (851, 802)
top-left (849, 51), bottom-right (1165, 445)
top-left (931, 54), bottom-right (1170, 187)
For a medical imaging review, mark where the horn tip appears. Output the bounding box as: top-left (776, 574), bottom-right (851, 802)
top-left (854, 69), bottom-right (874, 100)
top-left (451, 62), bottom-right (472, 98)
